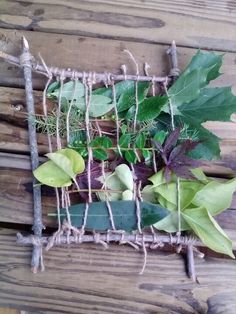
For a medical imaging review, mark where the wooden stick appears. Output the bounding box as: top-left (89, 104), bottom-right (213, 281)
top-left (0, 50), bottom-right (171, 83)
top-left (166, 41), bottom-right (197, 282)
top-left (187, 244), bottom-right (196, 282)
top-left (21, 37), bottom-right (44, 273)
top-left (17, 232), bottom-right (200, 247)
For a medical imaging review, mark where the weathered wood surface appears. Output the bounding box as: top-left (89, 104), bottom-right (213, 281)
top-left (0, 0), bottom-right (236, 52)
top-left (0, 228), bottom-right (235, 314)
top-left (207, 292), bottom-right (236, 314)
top-left (1, 28), bottom-right (236, 92)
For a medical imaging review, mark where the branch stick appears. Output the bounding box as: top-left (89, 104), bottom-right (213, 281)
top-left (166, 41), bottom-right (196, 281)
top-left (17, 232), bottom-right (200, 247)
top-left (0, 50), bottom-right (170, 83)
top-left (187, 244), bottom-right (196, 282)
top-left (21, 37), bottom-right (44, 273)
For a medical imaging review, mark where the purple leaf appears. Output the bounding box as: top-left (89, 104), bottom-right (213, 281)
top-left (163, 128), bottom-right (181, 156)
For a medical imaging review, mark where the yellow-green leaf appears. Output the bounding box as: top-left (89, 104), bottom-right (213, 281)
top-left (115, 164), bottom-right (133, 191)
top-left (33, 160), bottom-right (72, 187)
top-left (192, 178), bottom-right (236, 216)
top-left (57, 148), bottom-right (85, 175)
top-left (182, 207), bottom-right (235, 258)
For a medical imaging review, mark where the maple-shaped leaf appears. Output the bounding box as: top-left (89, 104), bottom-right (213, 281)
top-left (163, 51), bottom-right (223, 114)
top-left (176, 87), bottom-right (236, 159)
top-left (153, 128), bottom-right (203, 180)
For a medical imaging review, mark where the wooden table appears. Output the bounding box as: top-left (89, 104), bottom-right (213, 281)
top-left (0, 1), bottom-right (236, 313)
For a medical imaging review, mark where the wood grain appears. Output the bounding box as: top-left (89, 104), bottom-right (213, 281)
top-left (0, 228), bottom-right (236, 314)
top-left (0, 0), bottom-right (236, 52)
top-left (0, 28), bottom-right (236, 92)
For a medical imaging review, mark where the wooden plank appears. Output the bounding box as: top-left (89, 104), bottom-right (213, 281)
top-left (0, 1), bottom-right (236, 52)
top-left (1, 153), bottom-right (236, 237)
top-left (0, 29), bottom-right (236, 92)
top-left (0, 228), bottom-right (236, 314)
top-left (0, 309), bottom-right (19, 314)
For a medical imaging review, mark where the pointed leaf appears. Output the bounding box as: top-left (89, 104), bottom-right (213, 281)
top-left (154, 211), bottom-right (190, 232)
top-left (154, 181), bottom-right (204, 211)
top-left (119, 134), bottom-right (131, 148)
top-left (125, 150), bottom-right (137, 163)
top-left (75, 95), bottom-right (114, 117)
top-left (192, 178), bottom-right (236, 215)
top-left (182, 207), bottom-right (234, 258)
top-left (137, 96), bottom-right (167, 121)
top-left (135, 133), bottom-right (146, 149)
top-left (93, 149), bottom-right (108, 161)
top-left (52, 81), bottom-right (85, 99)
top-left (117, 81), bottom-right (150, 112)
top-left (58, 201), bottom-right (169, 231)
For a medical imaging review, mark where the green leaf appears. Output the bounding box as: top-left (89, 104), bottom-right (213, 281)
top-left (93, 80), bottom-right (137, 99)
top-left (93, 148), bottom-right (108, 161)
top-left (75, 95), bottom-right (114, 117)
top-left (179, 87), bottom-right (236, 123)
top-left (185, 50), bottom-right (223, 83)
top-left (121, 124), bottom-right (128, 135)
top-left (115, 164), bottom-right (133, 191)
top-left (33, 160), bottom-right (72, 187)
top-left (56, 148), bottom-right (85, 174)
top-left (119, 134), bottom-right (131, 148)
top-left (101, 136), bottom-right (113, 148)
top-left (153, 131), bottom-right (167, 145)
top-left (187, 124), bottom-right (220, 160)
top-left (192, 178), bottom-right (236, 216)
top-left (47, 81), bottom-right (60, 95)
top-left (141, 185), bottom-right (156, 203)
top-left (182, 207), bottom-right (234, 258)
top-left (154, 180), bottom-right (204, 211)
top-left (142, 149), bottom-right (152, 160)
top-left (122, 190), bottom-right (134, 200)
top-left (117, 81), bottom-right (150, 112)
top-left (46, 148), bottom-right (85, 179)
top-left (137, 96), bottom-right (167, 121)
top-left (135, 133), bottom-right (146, 149)
top-left (125, 150), bottom-right (137, 163)
top-left (154, 211), bottom-right (190, 233)
top-left (90, 136), bottom-right (112, 149)
top-left (190, 168), bottom-right (209, 183)
top-left (57, 201), bottom-right (169, 231)
top-left (166, 68), bottom-right (208, 114)
top-left (52, 81), bottom-right (85, 99)
top-left (97, 172), bottom-right (126, 201)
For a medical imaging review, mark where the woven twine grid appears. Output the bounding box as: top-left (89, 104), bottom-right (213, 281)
top-left (37, 50), bottom-right (186, 274)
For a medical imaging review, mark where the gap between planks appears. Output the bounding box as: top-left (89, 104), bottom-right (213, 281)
top-left (0, 0), bottom-right (236, 52)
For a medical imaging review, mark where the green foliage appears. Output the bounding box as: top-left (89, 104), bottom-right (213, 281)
top-left (117, 81), bottom-right (150, 112)
top-left (75, 95), bottom-right (114, 117)
top-left (137, 96), bottom-right (167, 121)
top-left (89, 136), bottom-right (113, 160)
top-left (56, 200), bottom-right (169, 232)
top-left (33, 148), bottom-right (85, 187)
top-left (182, 207), bottom-right (234, 258)
top-left (146, 169), bottom-right (235, 258)
top-left (162, 51), bottom-right (236, 160)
